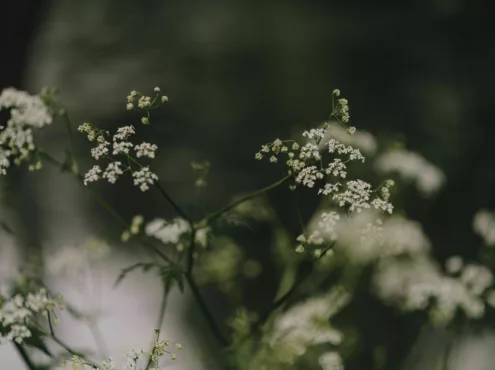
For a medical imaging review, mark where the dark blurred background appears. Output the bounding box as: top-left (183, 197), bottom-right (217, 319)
top-left (2, 0), bottom-right (495, 369)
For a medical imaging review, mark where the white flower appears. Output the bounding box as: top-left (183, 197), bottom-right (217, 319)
top-left (445, 256), bottom-right (463, 274)
top-left (296, 166), bottom-right (324, 188)
top-left (333, 180), bottom-right (371, 213)
top-left (84, 165), bottom-right (102, 185)
top-left (113, 126), bottom-right (136, 141)
top-left (269, 287), bottom-right (349, 364)
top-left (145, 218), bottom-right (190, 244)
top-left (373, 255), bottom-right (492, 325)
top-left (319, 351), bottom-right (344, 370)
top-left (0, 88), bottom-right (52, 128)
top-left (113, 141), bottom-right (134, 155)
top-left (0, 88), bottom-right (53, 174)
top-left (135, 142), bottom-right (158, 158)
top-left (138, 96), bottom-right (151, 108)
top-left (91, 141), bottom-right (110, 160)
top-left (325, 158), bottom-right (347, 178)
top-left (318, 182), bottom-right (341, 196)
top-left (299, 143), bottom-right (321, 160)
top-left (371, 198), bottom-right (393, 214)
top-left (302, 128), bottom-right (326, 141)
top-left (326, 139), bottom-right (365, 162)
top-left (103, 162), bottom-right (124, 184)
top-left (375, 149), bottom-right (445, 196)
top-left (473, 210), bottom-right (495, 246)
top-left (1, 289), bottom-right (63, 344)
top-left (132, 167), bottom-right (158, 191)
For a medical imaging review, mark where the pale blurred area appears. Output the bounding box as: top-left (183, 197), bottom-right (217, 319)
top-left (2, 0), bottom-right (495, 369)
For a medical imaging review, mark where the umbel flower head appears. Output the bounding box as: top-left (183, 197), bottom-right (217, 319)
top-left (0, 288), bottom-right (64, 344)
top-left (0, 88), bottom-right (53, 175)
top-left (78, 87), bottom-right (166, 191)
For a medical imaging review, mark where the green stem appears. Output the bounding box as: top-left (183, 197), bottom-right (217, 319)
top-left (185, 274), bottom-right (228, 347)
top-left (250, 241), bottom-right (336, 337)
top-left (154, 181), bottom-right (192, 223)
top-left (199, 174), bottom-right (292, 227)
top-left (145, 288), bottom-right (169, 370)
top-left (62, 111), bottom-right (79, 175)
top-left (14, 343), bottom-right (37, 370)
top-left (441, 336), bottom-right (454, 370)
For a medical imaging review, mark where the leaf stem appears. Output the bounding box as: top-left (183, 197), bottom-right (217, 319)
top-left (198, 174), bottom-right (292, 227)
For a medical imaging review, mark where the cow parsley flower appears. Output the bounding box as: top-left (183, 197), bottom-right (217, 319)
top-left (473, 210), bottom-right (495, 246)
top-left (333, 180), bottom-right (372, 213)
top-left (375, 149), bottom-right (445, 196)
top-left (319, 352), bottom-right (344, 370)
top-left (135, 142), bottom-right (158, 158)
top-left (91, 141), bottom-right (110, 160)
top-left (326, 139), bottom-right (365, 163)
top-left (132, 167), bottom-right (158, 191)
top-left (84, 165), bottom-right (102, 185)
top-left (113, 126), bottom-right (136, 141)
top-left (103, 162), bottom-right (124, 184)
top-left (296, 166), bottom-right (324, 188)
top-left (0, 88), bottom-right (53, 175)
top-left (269, 287), bottom-right (350, 364)
top-left (1, 289), bottom-right (64, 344)
top-left (113, 141), bottom-right (134, 155)
top-left (145, 218), bottom-right (190, 245)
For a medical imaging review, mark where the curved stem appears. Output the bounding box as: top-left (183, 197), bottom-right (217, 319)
top-left (14, 343), bottom-right (37, 370)
top-left (185, 274), bottom-right (228, 347)
top-left (250, 242), bottom-right (336, 337)
top-left (154, 182), bottom-right (192, 223)
top-left (199, 174), bottom-right (292, 227)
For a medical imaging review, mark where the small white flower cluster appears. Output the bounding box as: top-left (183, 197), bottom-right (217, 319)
top-left (326, 139), bottom-right (365, 163)
top-left (296, 212), bottom-right (340, 256)
top-left (0, 289), bottom-right (64, 344)
top-left (319, 351), bottom-right (345, 370)
top-left (126, 88), bottom-right (168, 127)
top-left (375, 149), bottom-right (445, 196)
top-left (269, 286), bottom-right (349, 365)
top-left (62, 332), bottom-right (181, 370)
top-left (145, 218), bottom-right (190, 247)
top-left (79, 90), bottom-right (162, 191)
top-left (306, 211), bottom-right (430, 266)
top-left (320, 122), bottom-right (377, 156)
top-left (0, 88), bottom-right (52, 174)
top-left (256, 92), bottom-right (392, 220)
top-left (473, 209), bottom-right (495, 246)
top-left (373, 255), bottom-right (495, 325)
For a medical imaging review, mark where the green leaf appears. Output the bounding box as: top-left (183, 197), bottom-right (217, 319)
top-left (113, 262), bottom-right (159, 288)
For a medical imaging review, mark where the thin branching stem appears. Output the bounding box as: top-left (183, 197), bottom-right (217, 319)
top-left (145, 288), bottom-right (169, 370)
top-left (39, 149), bottom-right (176, 266)
top-left (14, 343), bottom-right (37, 370)
top-left (185, 274), bottom-right (229, 347)
top-left (249, 242), bottom-right (336, 338)
top-left (198, 174), bottom-right (292, 227)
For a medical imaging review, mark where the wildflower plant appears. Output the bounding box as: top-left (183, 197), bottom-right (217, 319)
top-left (0, 84), bottom-right (492, 370)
